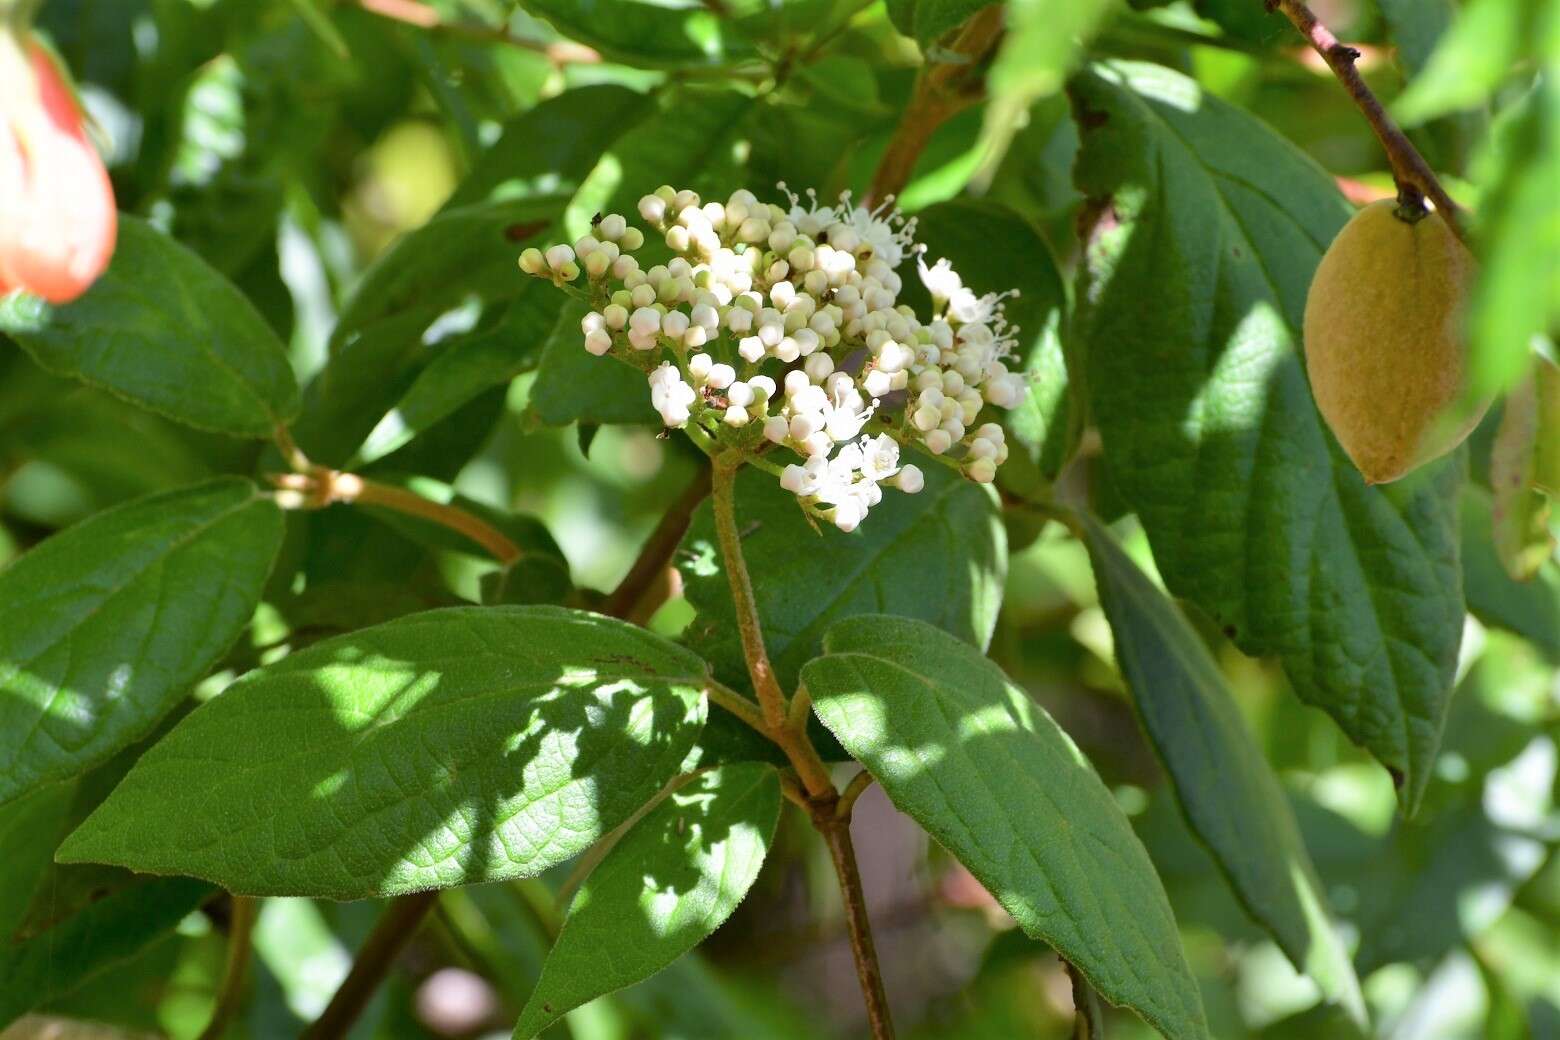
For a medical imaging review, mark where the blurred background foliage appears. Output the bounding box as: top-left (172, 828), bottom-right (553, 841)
top-left (0, 0), bottom-right (1556, 1038)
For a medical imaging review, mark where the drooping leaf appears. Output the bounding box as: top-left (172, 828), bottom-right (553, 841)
top-left (1077, 511), bottom-right (1366, 1026)
top-left (1071, 61), bottom-right (1465, 811)
top-left (678, 463), bottom-right (1005, 694)
top-left (1491, 360), bottom-right (1559, 580)
top-left (0, 478), bottom-right (283, 808)
top-left (899, 198), bottom-right (1075, 492)
top-left (514, 763), bottom-right (781, 1037)
top-left (803, 615), bottom-right (1208, 1040)
top-left (0, 877), bottom-right (213, 1029)
top-left (58, 607), bottom-right (710, 900)
top-left (0, 217), bottom-right (300, 438)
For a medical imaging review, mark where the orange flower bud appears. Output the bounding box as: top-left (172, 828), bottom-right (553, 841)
top-left (0, 31), bottom-right (117, 303)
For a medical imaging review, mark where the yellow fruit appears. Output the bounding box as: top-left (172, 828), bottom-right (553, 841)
top-left (1303, 199), bottom-right (1483, 484)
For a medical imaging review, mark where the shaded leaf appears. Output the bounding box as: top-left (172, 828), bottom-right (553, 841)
top-left (1461, 487), bottom-right (1560, 661)
top-left (1071, 61), bottom-right (1465, 811)
top-left (0, 877), bottom-right (213, 1030)
top-left (1490, 359), bottom-right (1559, 580)
top-left (885, 0), bottom-right (991, 46)
top-left (0, 479), bottom-right (283, 808)
top-left (1078, 511), bottom-right (1365, 1026)
top-left (803, 615), bottom-right (1209, 1040)
top-left (514, 764), bottom-right (781, 1037)
top-left (678, 463), bottom-right (1005, 694)
top-left (58, 607), bottom-right (710, 900)
top-left (0, 217), bottom-right (300, 438)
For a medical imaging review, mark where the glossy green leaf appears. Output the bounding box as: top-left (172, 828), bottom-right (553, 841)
top-left (1071, 61), bottom-right (1465, 811)
top-left (1078, 511), bottom-right (1365, 1026)
top-left (803, 615), bottom-right (1209, 1040)
top-left (899, 198), bottom-right (1075, 492)
top-left (0, 876), bottom-right (213, 1029)
top-left (1461, 487), bottom-right (1560, 661)
top-left (514, 763), bottom-right (781, 1037)
top-left (678, 463), bottom-right (1005, 694)
top-left (58, 607), bottom-right (710, 899)
top-left (0, 478), bottom-right (283, 808)
top-left (0, 217), bottom-right (300, 438)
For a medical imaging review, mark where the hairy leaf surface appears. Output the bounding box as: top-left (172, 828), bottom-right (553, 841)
top-left (804, 615), bottom-right (1209, 1040)
top-left (59, 607), bottom-right (709, 900)
top-left (1071, 61), bottom-right (1464, 810)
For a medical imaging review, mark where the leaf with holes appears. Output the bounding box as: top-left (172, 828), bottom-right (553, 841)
top-left (58, 607), bottom-right (709, 900)
top-left (803, 615), bottom-right (1209, 1040)
top-left (1071, 61), bottom-right (1464, 812)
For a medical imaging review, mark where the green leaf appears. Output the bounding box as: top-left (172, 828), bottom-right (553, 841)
top-left (0, 217), bottom-right (300, 438)
top-left (980, 0), bottom-right (1114, 176)
top-left (0, 782), bottom-right (75, 940)
top-left (1376, 0), bottom-right (1460, 77)
top-left (885, 0), bottom-right (991, 46)
top-left (518, 0), bottom-right (754, 68)
top-left (514, 763), bottom-right (781, 1038)
top-left (353, 289), bottom-right (567, 466)
top-left (678, 463), bottom-right (1005, 694)
top-left (0, 876), bottom-right (213, 1029)
top-left (1392, 0), bottom-right (1530, 126)
top-left (1077, 511), bottom-right (1366, 1027)
top-left (445, 85), bottom-right (652, 210)
top-left (0, 478), bottom-right (283, 808)
top-left (802, 615), bottom-right (1209, 1040)
top-left (1071, 61), bottom-right (1465, 812)
top-left (530, 299), bottom-right (659, 427)
top-left (58, 607), bottom-right (711, 900)
top-left (1491, 361), bottom-right (1559, 580)
top-left (1466, 79), bottom-right (1560, 399)
top-left (899, 198), bottom-right (1075, 491)
top-left (1461, 487), bottom-right (1560, 661)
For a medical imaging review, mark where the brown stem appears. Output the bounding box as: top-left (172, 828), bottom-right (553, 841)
top-left (816, 813), bottom-right (896, 1040)
top-left (1067, 959), bottom-right (1105, 1039)
top-left (835, 769), bottom-right (876, 820)
top-left (867, 4), bottom-right (1006, 203)
top-left (601, 465), bottom-right (711, 621)
top-left (197, 896), bottom-right (259, 1040)
top-left (270, 428), bottom-right (522, 566)
top-left (302, 890), bottom-right (439, 1040)
top-left (1267, 0), bottom-right (1466, 241)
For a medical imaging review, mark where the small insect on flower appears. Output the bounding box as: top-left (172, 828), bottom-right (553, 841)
top-left (518, 184), bottom-right (1031, 531)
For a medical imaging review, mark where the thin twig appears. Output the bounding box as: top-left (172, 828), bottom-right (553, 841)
top-left (197, 896), bottom-right (260, 1040)
top-left (302, 890), bottom-right (439, 1040)
top-left (835, 769), bottom-right (876, 820)
top-left (269, 427), bottom-right (522, 565)
top-left (816, 814), bottom-right (896, 1040)
top-left (1266, 0), bottom-right (1465, 240)
top-left (867, 4), bottom-right (1006, 204)
top-left (354, 0), bottom-right (600, 65)
top-left (1066, 959), bottom-right (1105, 1040)
top-left (600, 465), bottom-right (711, 620)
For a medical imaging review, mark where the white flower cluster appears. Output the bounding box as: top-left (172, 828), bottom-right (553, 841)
top-left (518, 185), bottom-right (1027, 532)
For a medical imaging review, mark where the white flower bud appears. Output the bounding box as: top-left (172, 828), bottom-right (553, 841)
top-left (688, 353), bottom-right (714, 382)
top-left (863, 369), bottom-right (893, 398)
top-left (738, 336), bottom-right (766, 363)
top-left (581, 311), bottom-right (607, 335)
top-left (804, 353), bottom-right (834, 383)
top-left (749, 375), bottom-right (776, 401)
top-left (801, 431), bottom-right (833, 457)
top-left (764, 415), bottom-right (790, 443)
top-left (722, 405), bottom-right (750, 427)
top-left (612, 254), bottom-right (640, 279)
top-left (706, 363), bottom-right (735, 390)
top-left (784, 369), bottom-right (811, 397)
top-left (661, 310), bottom-right (690, 339)
top-left (631, 284), bottom-right (657, 309)
top-left (639, 195), bottom-right (668, 224)
top-left (967, 457), bottom-right (997, 483)
top-left (690, 303), bottom-right (719, 331)
top-left (780, 464), bottom-right (809, 493)
top-left (665, 226), bottom-right (691, 252)
top-left (895, 465), bottom-right (925, 494)
top-left (925, 429), bottom-right (953, 455)
top-left (545, 244), bottom-right (575, 270)
top-left (969, 437), bottom-right (998, 460)
top-left (774, 337), bottom-right (801, 363)
top-left (598, 214), bottom-right (627, 240)
top-left (620, 227), bottom-right (645, 251)
top-left (913, 405), bottom-right (941, 432)
top-left (574, 235), bottom-right (600, 257)
top-left (585, 251), bottom-right (612, 279)
top-left (630, 306), bottom-right (662, 335)
top-left (603, 304), bottom-right (629, 330)
top-left (789, 413), bottom-right (820, 441)
top-left (519, 247), bottom-right (545, 274)
top-left (584, 330), bottom-right (613, 356)
top-left (727, 381), bottom-right (755, 408)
